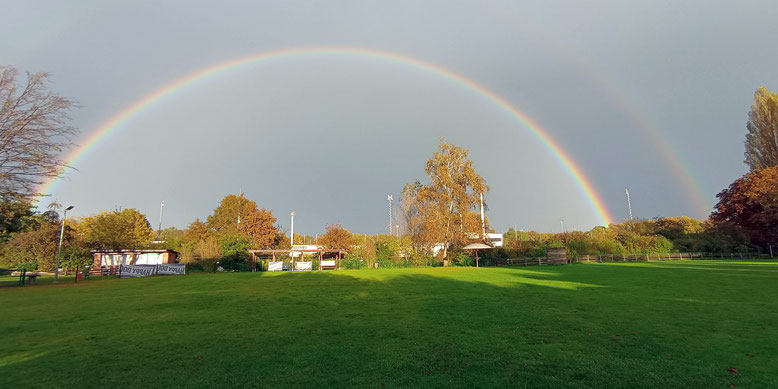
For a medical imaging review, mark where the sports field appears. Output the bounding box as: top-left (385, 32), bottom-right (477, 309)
top-left (1, 260), bottom-right (776, 388)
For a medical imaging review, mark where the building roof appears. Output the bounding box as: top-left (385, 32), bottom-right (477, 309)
top-left (462, 243), bottom-right (493, 250)
top-left (248, 249), bottom-right (347, 254)
top-left (91, 249), bottom-right (179, 254)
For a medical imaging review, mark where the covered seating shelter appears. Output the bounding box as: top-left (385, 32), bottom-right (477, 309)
top-left (248, 249), bottom-right (348, 271)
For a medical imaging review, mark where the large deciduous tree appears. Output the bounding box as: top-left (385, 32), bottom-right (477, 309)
top-left (319, 224), bottom-right (354, 251)
top-left (744, 87), bottom-right (778, 170)
top-left (184, 219), bottom-right (212, 243)
top-left (711, 166), bottom-right (778, 247)
top-left (0, 199), bottom-right (38, 242)
top-left (0, 66), bottom-right (78, 200)
top-left (399, 180), bottom-right (423, 240)
top-left (0, 222), bottom-right (75, 271)
top-left (78, 208), bottom-right (155, 249)
top-left (416, 140), bottom-right (488, 262)
top-left (207, 194), bottom-right (278, 248)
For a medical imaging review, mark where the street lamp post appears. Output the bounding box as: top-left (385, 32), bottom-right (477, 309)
top-left (54, 205), bottom-right (74, 282)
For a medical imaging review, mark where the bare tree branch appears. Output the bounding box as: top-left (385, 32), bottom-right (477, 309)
top-left (0, 66), bottom-right (78, 200)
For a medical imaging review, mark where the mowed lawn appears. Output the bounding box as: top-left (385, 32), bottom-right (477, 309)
top-left (1, 261), bottom-right (777, 388)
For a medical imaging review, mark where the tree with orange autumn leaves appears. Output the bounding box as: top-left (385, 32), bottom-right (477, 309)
top-left (402, 140), bottom-right (489, 262)
top-left (206, 194), bottom-right (278, 248)
top-left (318, 224), bottom-right (354, 250)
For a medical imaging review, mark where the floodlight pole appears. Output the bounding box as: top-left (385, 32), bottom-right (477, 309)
top-left (54, 205), bottom-right (74, 282)
top-left (625, 188), bottom-right (633, 220)
top-left (387, 195), bottom-right (393, 235)
top-left (158, 201), bottom-right (165, 233)
top-left (290, 212), bottom-right (295, 247)
top-left (480, 192), bottom-right (487, 242)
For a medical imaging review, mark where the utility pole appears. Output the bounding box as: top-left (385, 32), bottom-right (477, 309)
top-left (290, 212), bottom-right (295, 247)
top-left (387, 195), bottom-right (393, 235)
top-left (625, 188), bottom-right (633, 220)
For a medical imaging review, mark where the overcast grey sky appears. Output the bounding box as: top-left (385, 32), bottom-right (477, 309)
top-left (3, 1), bottom-right (777, 234)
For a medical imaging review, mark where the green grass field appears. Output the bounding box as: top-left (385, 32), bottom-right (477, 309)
top-left (2, 261), bottom-right (777, 388)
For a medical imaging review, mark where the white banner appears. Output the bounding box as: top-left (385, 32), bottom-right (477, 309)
top-left (119, 264), bottom-right (156, 278)
top-left (294, 261), bottom-right (312, 271)
top-left (155, 263), bottom-right (186, 275)
top-left (268, 261), bottom-right (284, 271)
top-left (119, 264), bottom-right (186, 278)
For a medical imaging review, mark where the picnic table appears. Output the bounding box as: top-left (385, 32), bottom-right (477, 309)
top-left (24, 272), bottom-right (39, 285)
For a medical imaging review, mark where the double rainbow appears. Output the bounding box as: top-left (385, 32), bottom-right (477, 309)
top-left (38, 46), bottom-right (615, 225)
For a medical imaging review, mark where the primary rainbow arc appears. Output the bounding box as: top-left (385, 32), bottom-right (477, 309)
top-left (39, 46), bottom-right (615, 225)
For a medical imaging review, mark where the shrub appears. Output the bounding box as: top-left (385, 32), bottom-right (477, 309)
top-left (341, 255), bottom-right (364, 269)
top-left (377, 258), bottom-right (397, 268)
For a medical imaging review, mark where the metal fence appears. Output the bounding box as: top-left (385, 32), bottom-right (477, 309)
top-left (497, 252), bottom-right (774, 266)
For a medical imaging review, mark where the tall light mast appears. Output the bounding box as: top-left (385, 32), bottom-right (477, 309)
top-left (387, 195), bottom-right (393, 235)
top-left (625, 188), bottom-right (633, 220)
top-left (290, 212), bottom-right (295, 247)
top-left (158, 201), bottom-right (165, 233)
top-left (480, 192), bottom-right (487, 242)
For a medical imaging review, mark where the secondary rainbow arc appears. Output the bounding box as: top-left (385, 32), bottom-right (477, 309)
top-left (38, 46), bottom-right (615, 225)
